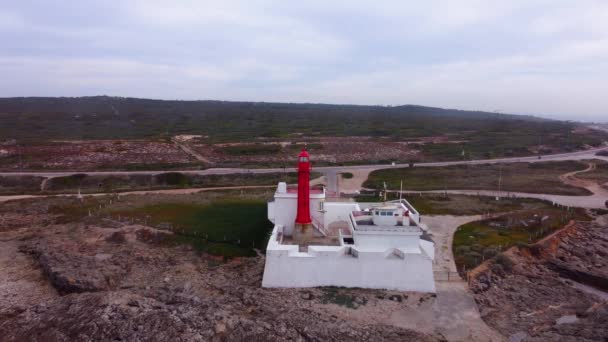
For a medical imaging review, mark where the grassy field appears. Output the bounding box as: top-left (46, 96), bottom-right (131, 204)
top-left (363, 161), bottom-right (593, 196)
top-left (355, 191), bottom-right (553, 215)
top-left (49, 189), bottom-right (275, 258)
top-left (110, 200), bottom-right (271, 257)
top-left (453, 206), bottom-right (590, 272)
top-left (0, 175), bottom-right (45, 194)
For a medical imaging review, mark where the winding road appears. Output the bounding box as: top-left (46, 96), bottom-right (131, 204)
top-left (0, 146), bottom-right (606, 178)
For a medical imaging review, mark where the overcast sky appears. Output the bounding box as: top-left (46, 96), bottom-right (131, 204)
top-left (1, 1), bottom-right (607, 121)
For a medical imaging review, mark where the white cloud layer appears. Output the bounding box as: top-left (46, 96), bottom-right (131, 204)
top-left (1, 0), bottom-right (607, 121)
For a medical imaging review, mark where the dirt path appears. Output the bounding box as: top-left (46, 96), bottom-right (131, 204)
top-left (425, 215), bottom-right (481, 275)
top-left (559, 161), bottom-right (596, 189)
top-left (336, 168), bottom-right (377, 193)
top-left (385, 214), bottom-right (505, 341)
top-left (40, 177), bottom-right (50, 191)
top-left (171, 137), bottom-right (213, 165)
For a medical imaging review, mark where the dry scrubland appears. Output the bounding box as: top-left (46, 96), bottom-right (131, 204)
top-left (1, 96), bottom-right (607, 171)
top-left (189, 136), bottom-right (424, 167)
top-left (0, 140), bottom-right (198, 171)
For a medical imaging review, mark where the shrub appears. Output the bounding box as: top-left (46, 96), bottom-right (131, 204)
top-left (490, 263), bottom-right (505, 276)
top-left (483, 247), bottom-right (498, 258)
top-left (154, 172), bottom-right (191, 186)
top-left (470, 244), bottom-right (484, 252)
top-left (455, 245), bottom-right (470, 254)
top-left (341, 172), bottom-right (354, 179)
top-left (494, 254), bottom-right (514, 271)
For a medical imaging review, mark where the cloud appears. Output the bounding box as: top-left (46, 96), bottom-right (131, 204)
top-left (1, 1), bottom-right (607, 121)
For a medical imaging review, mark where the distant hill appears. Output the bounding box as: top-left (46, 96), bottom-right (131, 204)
top-left (0, 96), bottom-right (605, 160)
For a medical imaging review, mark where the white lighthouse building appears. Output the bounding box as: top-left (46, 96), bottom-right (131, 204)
top-left (262, 149), bottom-right (436, 293)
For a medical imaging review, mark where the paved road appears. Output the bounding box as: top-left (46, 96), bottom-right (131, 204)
top-left (0, 146), bottom-right (606, 178)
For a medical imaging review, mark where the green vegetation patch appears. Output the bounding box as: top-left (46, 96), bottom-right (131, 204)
top-left (319, 287), bottom-right (368, 309)
top-left (47, 189), bottom-right (275, 258)
top-left (340, 172), bottom-right (354, 179)
top-left (596, 150), bottom-right (608, 157)
top-left (0, 175), bottom-right (45, 195)
top-left (356, 191), bottom-right (556, 216)
top-left (453, 206), bottom-right (590, 272)
top-left (364, 161), bottom-right (592, 196)
top-left (109, 199), bottom-right (272, 258)
top-left (405, 194), bottom-right (549, 216)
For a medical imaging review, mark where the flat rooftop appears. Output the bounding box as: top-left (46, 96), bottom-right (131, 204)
top-left (281, 236), bottom-right (341, 248)
top-left (352, 214), bottom-right (420, 232)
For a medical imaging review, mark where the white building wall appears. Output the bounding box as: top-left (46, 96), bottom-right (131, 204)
top-left (267, 201), bottom-right (275, 223)
top-left (262, 226), bottom-right (436, 292)
top-left (354, 230), bottom-right (421, 250)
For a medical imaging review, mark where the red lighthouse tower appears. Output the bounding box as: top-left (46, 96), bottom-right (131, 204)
top-left (295, 148), bottom-right (312, 225)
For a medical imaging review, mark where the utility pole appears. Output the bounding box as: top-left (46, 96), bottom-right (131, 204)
top-left (383, 181), bottom-right (387, 202)
top-left (497, 164), bottom-right (503, 200)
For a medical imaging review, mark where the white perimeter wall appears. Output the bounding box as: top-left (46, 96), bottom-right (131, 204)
top-left (354, 230), bottom-right (421, 250)
top-left (262, 226), bottom-right (436, 292)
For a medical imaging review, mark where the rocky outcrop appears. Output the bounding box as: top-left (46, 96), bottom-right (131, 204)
top-left (0, 287), bottom-right (438, 342)
top-left (470, 219), bottom-right (608, 341)
top-left (1, 219), bottom-right (441, 342)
